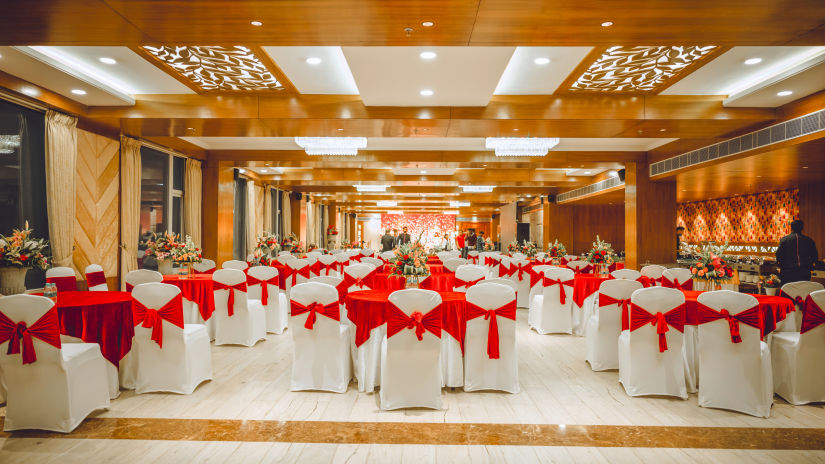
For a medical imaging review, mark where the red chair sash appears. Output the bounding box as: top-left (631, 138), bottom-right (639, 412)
top-left (349, 255), bottom-right (363, 263)
top-left (343, 272), bottom-right (372, 290)
top-left (290, 300), bottom-right (340, 329)
top-left (386, 303), bottom-right (441, 341)
top-left (246, 275), bottom-right (279, 305)
top-left (309, 261), bottom-right (321, 275)
top-left (484, 257), bottom-right (492, 266)
top-left (629, 303), bottom-right (685, 352)
top-left (465, 300), bottom-right (516, 359)
top-left (662, 276), bottom-right (693, 291)
top-left (86, 271), bottom-right (107, 288)
top-left (131, 294), bottom-right (184, 348)
top-left (454, 276), bottom-right (484, 289)
top-left (126, 282), bottom-right (135, 292)
top-left (289, 265), bottom-right (311, 285)
top-left (802, 296), bottom-right (825, 334)
top-left (0, 307), bottom-right (61, 364)
top-left (46, 275), bottom-right (77, 292)
top-left (529, 269), bottom-right (543, 288)
top-left (542, 277), bottom-right (575, 304)
top-left (780, 290), bottom-right (805, 310)
top-left (318, 262), bottom-right (336, 275)
top-left (599, 293), bottom-right (632, 331)
top-left (695, 302), bottom-right (762, 343)
top-left (573, 264), bottom-right (593, 275)
top-left (468, 255), bottom-right (479, 264)
top-left (511, 263), bottom-right (530, 280)
top-left (213, 281), bottom-right (247, 316)
top-left (199, 267), bottom-right (216, 275)
top-left (498, 263), bottom-right (513, 277)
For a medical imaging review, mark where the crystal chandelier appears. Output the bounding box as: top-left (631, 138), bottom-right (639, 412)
top-left (295, 137), bottom-right (367, 156)
top-left (460, 185), bottom-right (494, 193)
top-left (485, 137), bottom-right (559, 157)
top-left (0, 135), bottom-right (21, 154)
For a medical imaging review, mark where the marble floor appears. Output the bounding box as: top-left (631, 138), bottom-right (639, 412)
top-left (2, 308), bottom-right (825, 463)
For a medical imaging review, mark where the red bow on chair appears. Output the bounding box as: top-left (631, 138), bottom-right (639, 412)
top-left (349, 255), bottom-right (362, 263)
top-left (343, 272), bottom-right (371, 290)
top-left (318, 262), bottom-right (336, 275)
top-left (131, 294), bottom-right (184, 348)
top-left (126, 282), bottom-right (135, 292)
top-left (599, 293), bottom-right (632, 331)
top-left (213, 281), bottom-right (247, 316)
top-left (290, 300), bottom-right (340, 329)
top-left (662, 276), bottom-right (693, 291)
top-left (529, 269), bottom-right (544, 288)
top-left (247, 275), bottom-right (279, 305)
top-left (484, 257), bottom-right (492, 266)
top-left (542, 277), bottom-right (575, 304)
top-left (511, 262), bottom-right (530, 280)
top-left (0, 308), bottom-right (61, 364)
top-left (289, 266), bottom-right (311, 285)
top-left (465, 300), bottom-right (516, 359)
top-left (629, 303), bottom-right (685, 352)
top-left (468, 255), bottom-right (479, 264)
top-left (386, 303), bottom-right (441, 341)
top-left (86, 271), bottom-right (106, 288)
top-left (454, 276), bottom-right (484, 289)
top-left (498, 263), bottom-right (513, 278)
top-left (46, 275), bottom-right (77, 292)
top-left (309, 261), bottom-right (322, 275)
top-left (802, 296), bottom-right (825, 334)
top-left (695, 303), bottom-right (762, 343)
top-left (573, 264), bottom-right (593, 275)
top-left (780, 291), bottom-right (805, 310)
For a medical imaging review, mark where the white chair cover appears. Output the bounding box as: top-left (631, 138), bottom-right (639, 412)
top-left (278, 251), bottom-right (293, 257)
top-left (380, 289), bottom-right (443, 410)
top-left (563, 255), bottom-right (578, 262)
top-left (528, 265), bottom-right (552, 312)
top-left (361, 257), bottom-right (384, 269)
top-left (463, 284), bottom-right (519, 393)
top-left (329, 249), bottom-right (344, 255)
top-left (131, 283), bottom-right (212, 394)
top-left (479, 278), bottom-right (517, 293)
top-left (618, 287), bottom-right (688, 400)
top-left (611, 268), bottom-right (641, 281)
top-left (305, 251), bottom-right (322, 260)
top-left (317, 254), bottom-right (339, 277)
top-left (511, 253), bottom-right (526, 260)
top-left (304, 255), bottom-right (319, 278)
top-left (193, 258), bottom-right (216, 273)
top-left (285, 259), bottom-right (312, 298)
top-left (84, 264), bottom-right (108, 291)
top-left (0, 295), bottom-right (109, 432)
top-left (276, 254), bottom-right (296, 265)
top-left (343, 264), bottom-right (374, 293)
top-left (221, 259), bottom-right (249, 271)
top-left (212, 269), bottom-right (266, 347)
top-left (566, 260), bottom-right (591, 274)
top-left (46, 266), bottom-right (75, 279)
top-left (380, 251), bottom-right (395, 261)
top-left (775, 281), bottom-right (824, 332)
top-left (662, 268), bottom-right (693, 288)
top-left (247, 266), bottom-right (288, 334)
top-left (530, 268), bottom-right (575, 334)
top-left (289, 282), bottom-right (351, 393)
top-left (640, 265), bottom-right (666, 285)
top-left (771, 289), bottom-right (825, 405)
top-left (125, 269), bottom-right (163, 288)
top-left (508, 258), bottom-right (531, 308)
top-left (343, 264), bottom-right (381, 392)
top-left (309, 275), bottom-right (345, 320)
top-left (696, 290), bottom-right (772, 417)
top-left (586, 279), bottom-right (642, 371)
top-left (443, 258), bottom-right (468, 273)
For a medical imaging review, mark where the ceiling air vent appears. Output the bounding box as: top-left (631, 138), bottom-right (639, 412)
top-left (557, 176), bottom-right (624, 203)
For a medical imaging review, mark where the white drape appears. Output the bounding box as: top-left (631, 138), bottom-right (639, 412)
top-left (184, 158), bottom-right (202, 246)
top-left (45, 110), bottom-right (77, 270)
top-left (119, 136), bottom-right (142, 289)
top-left (282, 190), bottom-right (291, 238)
top-left (306, 200), bottom-right (315, 247)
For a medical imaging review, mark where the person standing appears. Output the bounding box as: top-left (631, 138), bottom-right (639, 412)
top-left (461, 230), bottom-right (470, 259)
top-left (397, 226), bottom-right (412, 246)
top-left (476, 230), bottom-right (486, 251)
top-left (455, 230), bottom-right (465, 256)
top-left (381, 229), bottom-right (395, 252)
top-left (676, 226), bottom-right (686, 259)
top-left (776, 219), bottom-right (819, 284)
top-left (467, 230), bottom-right (477, 257)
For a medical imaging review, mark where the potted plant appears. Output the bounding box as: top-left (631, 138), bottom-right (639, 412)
top-left (171, 235), bottom-right (202, 275)
top-left (762, 274), bottom-right (781, 296)
top-left (547, 239), bottom-right (567, 265)
top-left (0, 223), bottom-right (50, 295)
top-left (586, 235), bottom-right (615, 275)
top-left (688, 242), bottom-right (735, 291)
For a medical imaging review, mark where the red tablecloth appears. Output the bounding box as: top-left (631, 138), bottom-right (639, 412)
top-left (370, 272), bottom-right (407, 291)
top-left (345, 290), bottom-right (466, 348)
top-left (681, 290), bottom-right (793, 335)
top-left (427, 257), bottom-right (442, 265)
top-left (419, 273), bottom-right (456, 292)
top-left (428, 264), bottom-right (447, 274)
top-left (163, 274), bottom-right (214, 320)
top-left (573, 275), bottom-right (611, 307)
top-left (54, 291), bottom-right (134, 367)
top-left (272, 263), bottom-right (289, 290)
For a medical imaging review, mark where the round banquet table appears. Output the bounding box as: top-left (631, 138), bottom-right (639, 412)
top-left (344, 289), bottom-right (467, 349)
top-left (428, 264), bottom-right (447, 274)
top-left (419, 273), bottom-right (456, 292)
top-left (427, 256), bottom-right (442, 265)
top-left (573, 275), bottom-right (611, 308)
top-left (162, 274), bottom-right (215, 320)
top-left (680, 290), bottom-right (793, 335)
top-left (370, 272), bottom-right (407, 291)
top-left (54, 291), bottom-right (134, 367)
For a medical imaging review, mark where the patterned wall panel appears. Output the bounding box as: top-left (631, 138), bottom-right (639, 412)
top-left (73, 130), bottom-right (120, 282)
top-left (677, 189), bottom-right (798, 244)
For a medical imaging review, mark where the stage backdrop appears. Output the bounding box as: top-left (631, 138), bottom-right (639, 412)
top-left (381, 214), bottom-right (456, 248)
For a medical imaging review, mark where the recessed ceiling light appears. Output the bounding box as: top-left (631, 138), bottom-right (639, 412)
top-left (659, 128), bottom-right (666, 132)
top-left (419, 51), bottom-right (437, 60)
top-left (337, 128), bottom-right (344, 131)
top-left (583, 171), bottom-right (591, 175)
top-left (513, 128), bottom-right (519, 131)
top-left (533, 57), bottom-right (550, 65)
top-left (250, 20), bottom-right (263, 26)
top-left (420, 89), bottom-right (434, 96)
top-left (99, 57), bottom-right (117, 65)
top-left (71, 89), bottom-right (87, 95)
top-left (803, 166), bottom-right (809, 169)
top-left (238, 168), bottom-right (246, 174)
top-left (601, 21), bottom-right (613, 27)
top-left (422, 21), bottom-right (434, 27)
top-left (607, 170), bottom-right (618, 177)
top-left (260, 168), bottom-right (268, 173)
top-left (306, 57), bottom-right (322, 65)
top-left (420, 170), bottom-right (427, 174)
top-left (21, 87), bottom-right (38, 96)
top-left (744, 57), bottom-right (762, 65)
top-left (777, 90), bottom-right (793, 96)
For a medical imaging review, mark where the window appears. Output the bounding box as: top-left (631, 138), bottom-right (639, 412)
top-left (271, 188), bottom-right (283, 238)
top-left (138, 146), bottom-right (186, 269)
top-left (233, 173), bottom-right (247, 260)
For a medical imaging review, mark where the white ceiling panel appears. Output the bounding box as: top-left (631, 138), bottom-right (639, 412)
top-left (494, 47), bottom-right (592, 95)
top-left (262, 46), bottom-right (359, 94)
top-left (724, 60), bottom-right (825, 107)
top-left (342, 46), bottom-right (515, 106)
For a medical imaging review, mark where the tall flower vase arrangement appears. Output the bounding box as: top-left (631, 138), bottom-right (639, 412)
top-left (143, 231), bottom-right (179, 275)
top-left (687, 242), bottom-right (735, 291)
top-left (586, 235), bottom-right (615, 275)
top-left (171, 235), bottom-right (203, 276)
top-left (390, 237), bottom-right (429, 288)
top-left (0, 223), bottom-right (50, 295)
top-left (546, 239), bottom-right (567, 265)
top-left (251, 232), bottom-right (281, 266)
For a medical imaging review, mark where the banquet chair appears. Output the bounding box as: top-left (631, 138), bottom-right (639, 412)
top-left (212, 269), bottom-right (266, 347)
top-left (463, 284), bottom-right (519, 393)
top-left (285, 259), bottom-right (312, 298)
top-left (442, 265), bottom-right (488, 388)
top-left (662, 268), bottom-right (694, 291)
top-left (696, 290), bottom-right (772, 417)
top-left (221, 260), bottom-right (249, 271)
top-left (611, 268), bottom-right (641, 281)
top-left (193, 258), bottom-right (216, 274)
top-left (343, 263), bottom-right (375, 293)
top-left (125, 269), bottom-right (162, 291)
top-left (335, 252), bottom-right (351, 272)
top-left (436, 251), bottom-right (451, 262)
top-left (306, 251), bottom-right (322, 260)
top-left (84, 264), bottom-right (108, 291)
top-left (380, 289), bottom-right (443, 410)
top-left (289, 282), bottom-right (351, 393)
top-left (467, 250), bottom-right (480, 265)
top-left (0, 294), bottom-right (109, 433)
top-left (278, 251), bottom-right (293, 257)
top-left (776, 281), bottom-right (824, 332)
top-left (329, 249), bottom-right (344, 255)
top-left (342, 265), bottom-right (382, 393)
top-left (443, 258), bottom-right (468, 273)
top-left (771, 289), bottom-right (825, 405)
top-left (130, 283), bottom-right (212, 394)
top-left (528, 265), bottom-right (552, 305)
top-left (276, 254), bottom-right (296, 266)
top-left (640, 265), bottom-right (666, 286)
top-left (45, 266), bottom-right (78, 292)
top-left (563, 255), bottom-right (578, 263)
top-left (530, 268), bottom-right (575, 334)
top-left (508, 258), bottom-right (532, 308)
top-left (511, 252), bottom-right (526, 260)
top-left (310, 276), bottom-right (345, 320)
top-left (380, 251), bottom-right (395, 261)
top-left (247, 266), bottom-right (288, 334)
top-left (586, 279), bottom-right (642, 371)
top-left (317, 254), bottom-right (339, 277)
top-left (479, 277), bottom-right (518, 293)
top-left (361, 257), bottom-right (384, 269)
top-left (618, 287), bottom-right (688, 400)
top-left (566, 260), bottom-right (592, 274)
top-left (453, 265), bottom-right (486, 292)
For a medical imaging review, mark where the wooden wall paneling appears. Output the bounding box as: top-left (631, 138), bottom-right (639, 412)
top-left (73, 129), bottom-right (120, 289)
top-left (625, 161), bottom-right (677, 268)
top-left (568, 205), bottom-right (625, 255)
top-left (456, 222), bottom-right (491, 237)
top-left (201, 160), bottom-right (234, 265)
top-left (490, 215), bottom-right (499, 243)
top-left (290, 194), bottom-right (306, 243)
top-left (799, 182), bottom-right (825, 253)
top-left (544, 202), bottom-right (573, 253)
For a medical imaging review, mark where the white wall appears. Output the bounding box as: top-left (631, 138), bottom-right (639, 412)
top-left (500, 202), bottom-right (517, 247)
top-left (359, 216), bottom-right (382, 250)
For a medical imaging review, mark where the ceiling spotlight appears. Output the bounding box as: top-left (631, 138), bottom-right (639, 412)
top-left (377, 200), bottom-right (397, 207)
top-left (443, 210), bottom-right (459, 215)
top-left (533, 57), bottom-right (550, 65)
top-left (71, 89), bottom-right (87, 95)
top-left (354, 184), bottom-right (389, 192)
top-left (295, 137), bottom-right (367, 155)
top-left (337, 128), bottom-right (344, 131)
top-left (659, 128), bottom-right (666, 132)
top-left (420, 51), bottom-right (437, 60)
top-left (250, 20), bottom-right (263, 26)
top-left (21, 87), bottom-right (38, 96)
top-left (460, 185), bottom-right (495, 193)
top-left (260, 168), bottom-right (268, 173)
top-left (485, 137), bottom-right (560, 157)
top-left (450, 201), bottom-right (470, 207)
top-left (601, 21), bottom-right (613, 27)
top-left (420, 89), bottom-right (434, 96)
top-left (607, 170), bottom-right (618, 177)
top-left (420, 170), bottom-right (427, 174)
top-left (99, 57), bottom-right (117, 65)
top-left (306, 57), bottom-right (322, 65)
top-left (238, 168), bottom-right (246, 174)
top-left (777, 90), bottom-right (793, 96)
top-left (744, 57), bottom-right (762, 65)
top-left (422, 21), bottom-right (434, 27)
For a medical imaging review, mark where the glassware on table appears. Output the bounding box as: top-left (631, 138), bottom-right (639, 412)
top-left (44, 282), bottom-right (57, 302)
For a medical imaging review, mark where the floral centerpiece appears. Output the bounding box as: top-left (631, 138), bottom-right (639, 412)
top-left (483, 240), bottom-right (493, 251)
top-left (171, 235), bottom-right (202, 274)
top-left (0, 223), bottom-right (50, 295)
top-left (143, 231), bottom-right (178, 262)
top-left (326, 225), bottom-right (338, 235)
top-left (507, 240), bottom-right (537, 257)
top-left (762, 274), bottom-right (780, 295)
top-left (250, 232), bottom-right (281, 265)
top-left (585, 235), bottom-right (615, 274)
top-left (686, 242), bottom-right (735, 290)
top-left (546, 239), bottom-right (567, 263)
top-left (389, 234), bottom-right (429, 286)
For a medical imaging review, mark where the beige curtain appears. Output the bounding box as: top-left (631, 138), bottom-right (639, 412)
top-left (246, 180), bottom-right (256, 256)
top-left (184, 158), bottom-right (202, 246)
top-left (263, 185), bottom-right (273, 232)
top-left (305, 201), bottom-right (315, 247)
top-left (119, 136), bottom-right (142, 289)
top-left (254, 184), bottom-right (265, 236)
top-left (282, 190), bottom-right (291, 238)
top-left (45, 110), bottom-right (78, 269)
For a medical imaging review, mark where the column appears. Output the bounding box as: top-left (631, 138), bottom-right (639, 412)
top-left (624, 161), bottom-right (677, 269)
top-left (201, 160), bottom-right (234, 265)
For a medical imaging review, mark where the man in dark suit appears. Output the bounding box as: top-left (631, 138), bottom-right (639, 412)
top-left (397, 226), bottom-right (412, 246)
top-left (776, 219), bottom-right (819, 284)
top-left (381, 229), bottom-right (395, 252)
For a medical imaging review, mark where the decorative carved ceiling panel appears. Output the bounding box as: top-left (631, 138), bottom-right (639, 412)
top-left (570, 46), bottom-right (717, 93)
top-left (141, 45), bottom-right (285, 92)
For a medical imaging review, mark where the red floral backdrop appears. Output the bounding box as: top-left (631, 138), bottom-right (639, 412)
top-left (677, 189), bottom-right (798, 243)
top-left (381, 214), bottom-right (456, 247)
